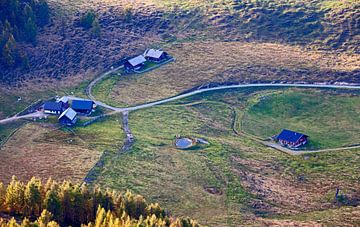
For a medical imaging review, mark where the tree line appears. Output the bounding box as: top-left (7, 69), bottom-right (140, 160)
top-left (0, 177), bottom-right (199, 227)
top-left (0, 0), bottom-right (50, 69)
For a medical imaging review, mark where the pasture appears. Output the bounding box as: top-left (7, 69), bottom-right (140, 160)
top-left (93, 41), bottom-right (360, 107)
top-left (242, 89), bottom-right (360, 149)
top-left (91, 87), bottom-right (360, 225)
top-left (0, 115), bottom-right (124, 184)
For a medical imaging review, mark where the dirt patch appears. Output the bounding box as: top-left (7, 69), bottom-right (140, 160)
top-left (204, 186), bottom-right (223, 196)
top-left (0, 123), bottom-right (101, 184)
top-left (231, 156), bottom-right (340, 215)
top-left (254, 218), bottom-right (323, 227)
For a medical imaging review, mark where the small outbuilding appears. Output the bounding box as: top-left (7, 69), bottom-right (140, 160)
top-left (57, 97), bottom-right (70, 109)
top-left (276, 129), bottom-right (308, 149)
top-left (124, 55), bottom-right (147, 71)
top-left (58, 108), bottom-right (77, 126)
top-left (144, 49), bottom-right (168, 62)
top-left (43, 101), bottom-right (63, 115)
top-left (72, 100), bottom-right (94, 115)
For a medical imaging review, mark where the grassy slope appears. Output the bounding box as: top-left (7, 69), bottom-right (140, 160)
top-left (0, 115), bottom-right (124, 184)
top-left (242, 89), bottom-right (360, 149)
top-left (153, 0), bottom-right (360, 51)
top-left (94, 88), bottom-right (360, 225)
top-left (94, 41), bottom-right (360, 107)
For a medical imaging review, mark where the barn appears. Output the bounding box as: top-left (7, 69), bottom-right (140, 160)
top-left (43, 101), bottom-right (63, 115)
top-left (276, 129), bottom-right (308, 149)
top-left (57, 97), bottom-right (70, 109)
top-left (58, 108), bottom-right (77, 126)
top-left (72, 100), bottom-right (94, 115)
top-left (124, 55), bottom-right (147, 71)
top-left (144, 49), bottom-right (168, 62)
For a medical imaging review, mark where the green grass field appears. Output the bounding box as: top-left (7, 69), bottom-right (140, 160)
top-left (90, 87), bottom-right (360, 225)
top-left (242, 89), bottom-right (360, 149)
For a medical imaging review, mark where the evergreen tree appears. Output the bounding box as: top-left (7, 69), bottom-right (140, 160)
top-left (35, 0), bottom-right (50, 26)
top-left (36, 210), bottom-right (53, 227)
top-left (2, 34), bottom-right (17, 67)
top-left (24, 17), bottom-right (36, 43)
top-left (90, 17), bottom-right (101, 38)
top-left (20, 217), bottom-right (30, 227)
top-left (6, 218), bottom-right (19, 227)
top-left (80, 10), bottom-right (96, 29)
top-left (23, 177), bottom-right (42, 217)
top-left (43, 184), bottom-right (61, 221)
top-left (0, 182), bottom-right (6, 211)
top-left (23, 4), bottom-right (35, 23)
top-left (5, 176), bottom-right (25, 214)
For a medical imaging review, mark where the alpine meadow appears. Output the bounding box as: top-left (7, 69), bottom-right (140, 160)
top-left (0, 0), bottom-right (359, 226)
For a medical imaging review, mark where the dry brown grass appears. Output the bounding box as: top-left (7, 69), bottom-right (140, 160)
top-left (230, 154), bottom-right (360, 217)
top-left (0, 123), bottom-right (101, 184)
top-left (105, 41), bottom-right (360, 106)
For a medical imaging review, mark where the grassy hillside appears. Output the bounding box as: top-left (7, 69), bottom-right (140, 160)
top-left (93, 41), bottom-right (360, 107)
top-left (1, 0), bottom-right (359, 84)
top-left (242, 89), bottom-right (360, 149)
top-left (90, 88), bottom-right (360, 225)
top-left (0, 115), bottom-right (124, 184)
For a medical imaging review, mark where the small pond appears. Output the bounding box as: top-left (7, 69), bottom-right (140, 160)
top-left (175, 138), bottom-right (193, 149)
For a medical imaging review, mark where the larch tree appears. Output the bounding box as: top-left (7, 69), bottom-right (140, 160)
top-left (5, 176), bottom-right (25, 214)
top-left (0, 182), bottom-right (6, 211)
top-left (23, 177), bottom-right (42, 217)
top-left (43, 184), bottom-right (61, 221)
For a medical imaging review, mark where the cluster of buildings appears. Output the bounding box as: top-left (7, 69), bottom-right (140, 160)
top-left (124, 49), bottom-right (170, 71)
top-left (43, 97), bottom-right (95, 126)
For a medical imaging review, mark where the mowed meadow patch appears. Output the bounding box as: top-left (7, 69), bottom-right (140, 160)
top-left (0, 123), bottom-right (101, 184)
top-left (0, 115), bottom-right (124, 184)
top-left (242, 89), bottom-right (360, 149)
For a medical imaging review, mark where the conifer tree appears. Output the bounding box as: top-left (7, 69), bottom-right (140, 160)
top-left (0, 182), bottom-right (6, 211)
top-left (5, 176), bottom-right (25, 214)
top-left (59, 181), bottom-right (72, 224)
top-left (6, 218), bottom-right (19, 227)
top-left (43, 184), bottom-right (61, 221)
top-left (20, 217), bottom-right (30, 227)
top-left (35, 0), bottom-right (50, 26)
top-left (23, 177), bottom-right (42, 217)
top-left (36, 210), bottom-right (53, 227)
top-left (2, 34), bottom-right (17, 67)
top-left (90, 18), bottom-right (101, 38)
top-left (24, 17), bottom-right (36, 43)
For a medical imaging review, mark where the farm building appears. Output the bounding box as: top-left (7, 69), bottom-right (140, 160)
top-left (124, 55), bottom-right (147, 71)
top-left (43, 101), bottom-right (63, 115)
top-left (58, 108), bottom-right (77, 126)
top-left (276, 129), bottom-right (308, 149)
top-left (72, 100), bottom-right (94, 115)
top-left (144, 49), bottom-right (168, 62)
top-left (57, 97), bottom-right (70, 109)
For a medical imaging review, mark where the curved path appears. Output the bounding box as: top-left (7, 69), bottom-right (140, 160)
top-left (86, 65), bottom-right (124, 101)
top-left (122, 83), bottom-right (360, 112)
top-left (0, 111), bottom-right (46, 124)
top-left (1, 82), bottom-right (360, 124)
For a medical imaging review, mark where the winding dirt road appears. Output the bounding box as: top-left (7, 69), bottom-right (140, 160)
top-left (1, 65), bottom-right (360, 155)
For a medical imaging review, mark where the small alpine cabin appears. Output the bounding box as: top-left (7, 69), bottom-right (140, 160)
top-left (58, 108), bottom-right (77, 126)
top-left (144, 49), bottom-right (168, 62)
top-left (124, 55), bottom-right (147, 71)
top-left (43, 101), bottom-right (63, 115)
top-left (276, 129), bottom-right (308, 149)
top-left (71, 100), bottom-right (94, 115)
top-left (57, 97), bottom-right (70, 109)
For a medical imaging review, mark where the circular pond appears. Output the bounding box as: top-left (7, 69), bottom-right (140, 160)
top-left (175, 138), bottom-right (193, 149)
